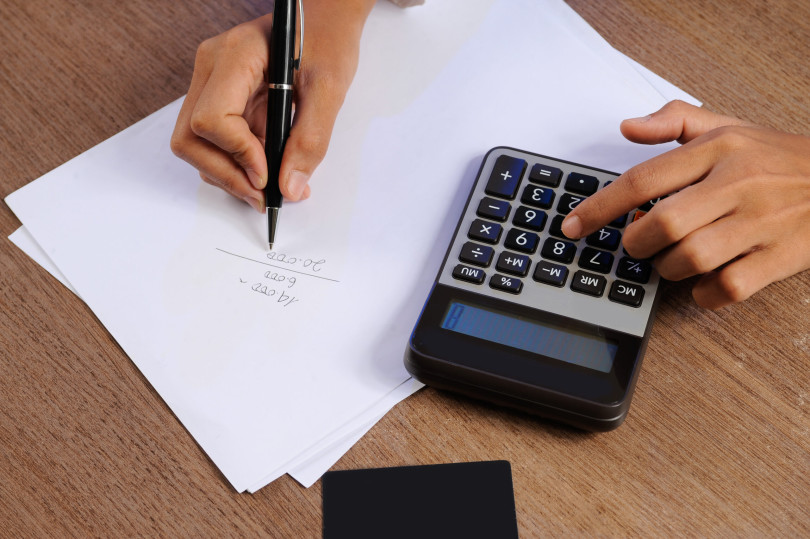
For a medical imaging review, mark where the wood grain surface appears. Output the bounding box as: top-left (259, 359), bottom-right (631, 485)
top-left (1, 0), bottom-right (808, 536)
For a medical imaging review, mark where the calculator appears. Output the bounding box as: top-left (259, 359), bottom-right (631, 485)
top-left (405, 147), bottom-right (661, 431)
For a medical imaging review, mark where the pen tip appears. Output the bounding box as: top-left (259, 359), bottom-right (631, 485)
top-left (266, 207), bottom-right (279, 251)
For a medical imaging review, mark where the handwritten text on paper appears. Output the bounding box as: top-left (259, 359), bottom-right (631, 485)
top-left (216, 248), bottom-right (338, 307)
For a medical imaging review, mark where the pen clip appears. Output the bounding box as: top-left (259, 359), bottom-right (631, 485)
top-left (294, 0), bottom-right (304, 70)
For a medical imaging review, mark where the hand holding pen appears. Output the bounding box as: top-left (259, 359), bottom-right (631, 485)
top-left (170, 0), bottom-right (376, 215)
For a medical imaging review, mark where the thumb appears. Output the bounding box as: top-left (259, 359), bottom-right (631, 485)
top-left (277, 77), bottom-right (350, 201)
top-left (620, 100), bottom-right (751, 145)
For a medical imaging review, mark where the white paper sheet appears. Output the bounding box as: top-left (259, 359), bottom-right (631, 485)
top-left (9, 227), bottom-right (79, 296)
top-left (6, 0), bottom-right (697, 491)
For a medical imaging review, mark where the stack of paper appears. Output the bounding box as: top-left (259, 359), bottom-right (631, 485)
top-left (6, 0), bottom-right (698, 492)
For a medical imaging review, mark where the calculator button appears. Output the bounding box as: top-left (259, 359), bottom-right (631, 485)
top-left (468, 219), bottom-right (502, 244)
top-left (609, 280), bottom-right (645, 307)
top-left (556, 193), bottom-right (585, 215)
top-left (489, 274), bottom-right (523, 294)
top-left (548, 214), bottom-right (568, 239)
top-left (533, 260), bottom-right (569, 287)
top-left (585, 227), bottom-right (621, 251)
top-left (459, 242), bottom-right (494, 267)
top-left (571, 270), bottom-right (607, 297)
top-left (564, 172), bottom-right (599, 196)
top-left (512, 206), bottom-right (547, 231)
top-left (541, 237), bottom-right (577, 264)
top-left (504, 228), bottom-right (539, 254)
top-left (520, 185), bottom-right (555, 209)
top-left (496, 252), bottom-right (531, 276)
top-left (616, 257), bottom-right (652, 284)
top-left (578, 247), bottom-right (614, 274)
top-left (476, 197), bottom-right (511, 222)
top-left (485, 155), bottom-right (526, 199)
top-left (528, 163), bottom-right (562, 186)
top-left (452, 264), bottom-right (486, 284)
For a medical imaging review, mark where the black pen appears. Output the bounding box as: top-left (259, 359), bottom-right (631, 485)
top-left (265, 0), bottom-right (303, 250)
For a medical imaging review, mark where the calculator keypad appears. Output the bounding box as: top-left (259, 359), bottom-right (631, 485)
top-left (443, 150), bottom-right (660, 337)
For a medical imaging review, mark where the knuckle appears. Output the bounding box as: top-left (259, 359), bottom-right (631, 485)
top-left (199, 172), bottom-right (217, 187)
top-left (621, 166), bottom-right (659, 200)
top-left (201, 171), bottom-right (236, 196)
top-left (660, 99), bottom-right (691, 116)
top-left (576, 191), bottom-right (610, 225)
top-left (715, 268), bottom-right (754, 304)
top-left (221, 23), bottom-right (257, 49)
top-left (648, 206), bottom-right (684, 244)
top-left (230, 142), bottom-right (252, 164)
top-left (195, 37), bottom-right (217, 65)
top-left (706, 125), bottom-right (751, 153)
top-left (189, 110), bottom-right (218, 138)
top-left (678, 239), bottom-right (713, 275)
top-left (169, 132), bottom-right (187, 159)
top-left (291, 130), bottom-right (329, 163)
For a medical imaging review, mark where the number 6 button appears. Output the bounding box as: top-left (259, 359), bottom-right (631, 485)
top-left (504, 228), bottom-right (539, 253)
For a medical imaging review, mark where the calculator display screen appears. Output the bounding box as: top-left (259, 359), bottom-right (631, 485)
top-left (440, 301), bottom-right (617, 373)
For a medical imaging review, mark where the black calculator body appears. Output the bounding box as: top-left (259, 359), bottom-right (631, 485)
top-left (405, 147), bottom-right (661, 431)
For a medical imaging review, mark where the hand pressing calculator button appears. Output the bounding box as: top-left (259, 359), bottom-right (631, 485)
top-left (406, 147), bottom-right (662, 431)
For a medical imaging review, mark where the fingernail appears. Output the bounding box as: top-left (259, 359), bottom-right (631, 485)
top-left (561, 215), bottom-right (582, 239)
top-left (286, 170), bottom-right (310, 200)
top-left (623, 114), bottom-right (652, 123)
top-left (243, 195), bottom-right (264, 213)
top-left (246, 168), bottom-right (265, 190)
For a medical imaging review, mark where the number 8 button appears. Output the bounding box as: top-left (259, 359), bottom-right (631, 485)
top-left (541, 237), bottom-right (576, 264)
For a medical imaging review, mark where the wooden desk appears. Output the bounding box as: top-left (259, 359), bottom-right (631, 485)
top-left (2, 0), bottom-right (808, 535)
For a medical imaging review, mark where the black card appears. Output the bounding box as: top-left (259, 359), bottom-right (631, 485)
top-left (322, 460), bottom-right (519, 539)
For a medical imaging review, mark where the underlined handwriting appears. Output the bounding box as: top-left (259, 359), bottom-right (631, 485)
top-left (216, 248), bottom-right (338, 308)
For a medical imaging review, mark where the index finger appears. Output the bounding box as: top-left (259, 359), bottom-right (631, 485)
top-left (561, 141), bottom-right (715, 240)
top-left (192, 59), bottom-right (268, 180)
